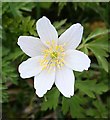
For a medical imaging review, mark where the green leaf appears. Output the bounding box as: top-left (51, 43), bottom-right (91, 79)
top-left (86, 100), bottom-right (108, 118)
top-left (62, 95), bottom-right (85, 118)
top-left (85, 28), bottom-right (109, 43)
top-left (79, 29), bottom-right (109, 72)
top-left (80, 46), bottom-right (89, 55)
top-left (53, 19), bottom-right (67, 30)
top-left (20, 3), bottom-right (36, 12)
top-left (70, 96), bottom-right (85, 118)
top-left (20, 16), bottom-right (36, 36)
top-left (87, 35), bottom-right (109, 72)
top-left (87, 35), bottom-right (108, 51)
top-left (5, 3), bottom-right (36, 17)
top-left (2, 48), bottom-right (18, 84)
top-left (88, 45), bottom-right (108, 72)
top-left (41, 87), bottom-right (60, 111)
top-left (62, 97), bottom-right (70, 114)
top-left (8, 48), bottom-right (24, 61)
top-left (76, 80), bottom-right (96, 98)
top-left (76, 80), bottom-right (109, 98)
top-left (0, 84), bottom-right (9, 103)
top-left (93, 82), bottom-right (109, 94)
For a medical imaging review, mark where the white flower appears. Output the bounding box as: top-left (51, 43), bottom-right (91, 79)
top-left (18, 16), bottom-right (91, 98)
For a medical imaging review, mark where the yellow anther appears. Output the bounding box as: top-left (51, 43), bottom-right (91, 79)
top-left (39, 40), bottom-right (65, 71)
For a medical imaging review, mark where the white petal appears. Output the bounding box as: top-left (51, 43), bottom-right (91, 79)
top-left (34, 68), bottom-right (55, 97)
top-left (19, 56), bottom-right (43, 78)
top-left (59, 23), bottom-right (83, 50)
top-left (64, 50), bottom-right (91, 72)
top-left (18, 36), bottom-right (46, 57)
top-left (36, 16), bottom-right (58, 47)
top-left (55, 66), bottom-right (75, 98)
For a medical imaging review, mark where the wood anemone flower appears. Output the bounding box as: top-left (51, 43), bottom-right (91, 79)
top-left (18, 16), bottom-right (91, 98)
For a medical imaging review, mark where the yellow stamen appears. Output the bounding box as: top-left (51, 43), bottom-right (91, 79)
top-left (39, 40), bottom-right (65, 71)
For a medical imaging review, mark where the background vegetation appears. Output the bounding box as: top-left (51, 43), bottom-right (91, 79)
top-left (1, 2), bottom-right (109, 119)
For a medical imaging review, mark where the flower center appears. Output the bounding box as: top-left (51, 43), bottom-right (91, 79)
top-left (39, 40), bottom-right (65, 71)
top-left (50, 52), bottom-right (58, 59)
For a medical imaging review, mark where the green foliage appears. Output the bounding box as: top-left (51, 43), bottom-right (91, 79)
top-left (53, 19), bottom-right (68, 35)
top-left (86, 100), bottom-right (108, 118)
top-left (2, 2), bottom-right (109, 119)
top-left (0, 84), bottom-right (8, 103)
top-left (78, 28), bottom-right (109, 72)
top-left (41, 87), bottom-right (60, 111)
top-left (57, 2), bottom-right (67, 16)
top-left (19, 16), bottom-right (37, 36)
top-left (2, 47), bottom-right (18, 84)
top-left (1, 47), bottom-right (18, 103)
top-left (62, 95), bottom-right (85, 118)
top-left (87, 30), bottom-right (109, 72)
top-left (2, 2), bottom-right (36, 16)
top-left (76, 80), bottom-right (108, 98)
top-left (85, 28), bottom-right (109, 43)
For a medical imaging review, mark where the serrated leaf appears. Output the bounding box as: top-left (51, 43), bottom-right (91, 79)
top-left (76, 80), bottom-right (109, 98)
top-left (41, 87), bottom-right (60, 111)
top-left (76, 80), bottom-right (96, 98)
top-left (93, 82), bottom-right (109, 94)
top-left (62, 97), bottom-right (70, 114)
top-left (70, 96), bottom-right (85, 118)
top-left (62, 95), bottom-right (85, 118)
